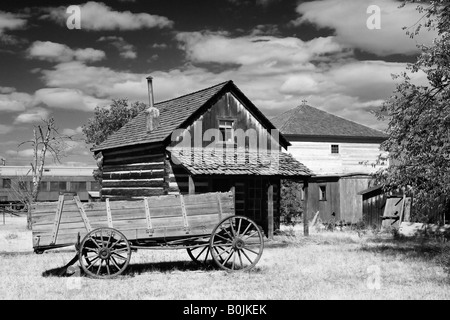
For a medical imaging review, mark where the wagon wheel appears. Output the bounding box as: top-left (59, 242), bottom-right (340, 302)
top-left (210, 216), bottom-right (264, 271)
top-left (78, 227), bottom-right (132, 279)
top-left (186, 245), bottom-right (211, 264)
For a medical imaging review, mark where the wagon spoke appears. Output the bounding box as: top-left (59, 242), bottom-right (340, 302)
top-left (213, 247), bottom-right (225, 263)
top-left (243, 247), bottom-right (259, 255)
top-left (112, 252), bottom-right (127, 260)
top-left (194, 246), bottom-right (208, 260)
top-left (96, 260), bottom-right (102, 275)
top-left (110, 256), bottom-right (121, 270)
top-left (221, 249), bottom-right (234, 266)
top-left (106, 260), bottom-right (111, 275)
top-left (203, 247), bottom-right (210, 264)
top-left (240, 223), bottom-right (252, 238)
top-left (213, 233), bottom-right (232, 243)
top-left (236, 218), bottom-right (242, 236)
top-left (241, 248), bottom-right (254, 264)
top-left (237, 250), bottom-right (244, 269)
top-left (242, 230), bottom-right (259, 241)
top-left (111, 247), bottom-right (129, 254)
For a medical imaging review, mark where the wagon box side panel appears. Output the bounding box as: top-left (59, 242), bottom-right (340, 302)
top-left (31, 191), bottom-right (236, 249)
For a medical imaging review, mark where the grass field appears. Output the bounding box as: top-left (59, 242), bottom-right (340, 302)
top-left (0, 215), bottom-right (449, 300)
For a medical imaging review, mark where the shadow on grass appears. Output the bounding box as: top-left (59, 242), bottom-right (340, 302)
top-left (42, 258), bottom-right (263, 278)
top-left (358, 236), bottom-right (445, 262)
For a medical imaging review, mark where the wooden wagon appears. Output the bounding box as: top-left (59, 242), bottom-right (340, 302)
top-left (31, 191), bottom-right (264, 278)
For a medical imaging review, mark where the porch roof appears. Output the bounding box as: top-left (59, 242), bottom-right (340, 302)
top-left (167, 148), bottom-right (313, 177)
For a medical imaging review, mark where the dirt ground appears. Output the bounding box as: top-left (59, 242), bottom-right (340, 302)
top-left (0, 215), bottom-right (33, 253)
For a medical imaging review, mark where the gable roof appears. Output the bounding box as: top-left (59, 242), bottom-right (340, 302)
top-left (93, 80), bottom-right (289, 152)
top-left (270, 104), bottom-right (387, 140)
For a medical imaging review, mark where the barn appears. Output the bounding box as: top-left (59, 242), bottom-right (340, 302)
top-left (92, 78), bottom-right (312, 238)
top-left (271, 103), bottom-right (388, 224)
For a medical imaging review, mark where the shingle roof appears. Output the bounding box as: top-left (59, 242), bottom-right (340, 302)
top-left (93, 81), bottom-right (230, 151)
top-left (168, 148), bottom-right (313, 177)
top-left (270, 104), bottom-right (387, 139)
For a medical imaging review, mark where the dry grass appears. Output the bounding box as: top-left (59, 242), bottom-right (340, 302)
top-left (0, 217), bottom-right (450, 300)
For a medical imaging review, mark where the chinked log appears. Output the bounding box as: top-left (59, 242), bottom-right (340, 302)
top-left (102, 179), bottom-right (165, 188)
top-left (103, 153), bottom-right (165, 165)
top-left (103, 162), bottom-right (165, 173)
top-left (102, 170), bottom-right (164, 180)
top-left (101, 188), bottom-right (166, 197)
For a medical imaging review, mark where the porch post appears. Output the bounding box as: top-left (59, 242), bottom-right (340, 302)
top-left (188, 175), bottom-right (195, 195)
top-left (268, 182), bottom-right (274, 240)
top-left (303, 178), bottom-right (309, 236)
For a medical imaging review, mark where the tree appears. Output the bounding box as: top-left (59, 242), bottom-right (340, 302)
top-left (375, 1), bottom-right (450, 221)
top-left (82, 99), bottom-right (147, 182)
top-left (16, 117), bottom-right (70, 229)
top-left (280, 179), bottom-right (304, 226)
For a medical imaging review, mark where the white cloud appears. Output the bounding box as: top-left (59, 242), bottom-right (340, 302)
top-left (42, 1), bottom-right (173, 30)
top-left (0, 11), bottom-right (27, 43)
top-left (28, 41), bottom-right (105, 63)
top-left (14, 107), bottom-right (50, 124)
top-left (0, 90), bottom-right (32, 112)
top-left (33, 88), bottom-right (109, 112)
top-left (176, 32), bottom-right (347, 69)
top-left (62, 126), bottom-right (83, 136)
top-left (293, 0), bottom-right (437, 56)
top-left (6, 148), bottom-right (35, 158)
top-left (98, 36), bottom-right (137, 59)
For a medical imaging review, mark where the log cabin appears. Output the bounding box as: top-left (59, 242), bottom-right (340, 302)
top-left (271, 103), bottom-right (388, 224)
top-left (92, 78), bottom-right (312, 238)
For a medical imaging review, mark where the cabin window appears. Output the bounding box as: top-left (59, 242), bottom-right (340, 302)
top-left (300, 186), bottom-right (305, 201)
top-left (219, 120), bottom-right (234, 143)
top-left (2, 179), bottom-right (11, 189)
top-left (319, 185), bottom-right (327, 201)
top-left (331, 144), bottom-right (339, 154)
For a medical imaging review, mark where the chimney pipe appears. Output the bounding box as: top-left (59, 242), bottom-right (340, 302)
top-left (146, 76), bottom-right (159, 133)
top-left (146, 76), bottom-right (154, 109)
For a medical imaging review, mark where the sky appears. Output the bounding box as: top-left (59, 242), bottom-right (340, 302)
top-left (0, 0), bottom-right (436, 167)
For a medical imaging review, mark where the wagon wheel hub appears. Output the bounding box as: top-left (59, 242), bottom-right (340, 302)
top-left (98, 247), bottom-right (111, 260)
top-left (232, 237), bottom-right (245, 250)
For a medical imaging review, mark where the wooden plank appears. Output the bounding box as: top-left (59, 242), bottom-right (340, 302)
top-left (106, 198), bottom-right (113, 228)
top-left (216, 192), bottom-right (223, 221)
top-left (144, 197), bottom-right (153, 233)
top-left (179, 194), bottom-right (189, 233)
top-left (74, 195), bottom-right (92, 232)
top-left (50, 195), bottom-right (64, 245)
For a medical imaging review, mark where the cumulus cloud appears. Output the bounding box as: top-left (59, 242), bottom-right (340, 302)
top-left (292, 0), bottom-right (437, 56)
top-left (14, 107), bottom-right (50, 124)
top-left (98, 36), bottom-right (137, 59)
top-left (28, 41), bottom-right (105, 63)
top-left (41, 1), bottom-right (173, 30)
top-left (33, 87), bottom-right (109, 111)
top-left (0, 90), bottom-right (32, 112)
top-left (176, 32), bottom-right (348, 69)
top-left (0, 11), bottom-right (27, 44)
